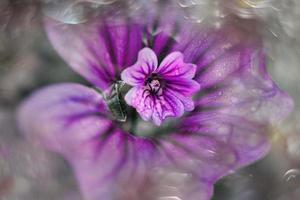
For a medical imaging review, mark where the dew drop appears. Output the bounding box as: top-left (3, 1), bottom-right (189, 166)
top-left (87, 0), bottom-right (119, 5)
top-left (283, 169), bottom-right (300, 182)
top-left (159, 196), bottom-right (183, 200)
top-left (42, 0), bottom-right (120, 24)
top-left (42, 0), bottom-right (91, 24)
top-left (251, 106), bottom-right (257, 112)
top-left (230, 97), bottom-right (239, 103)
top-left (177, 0), bottom-right (195, 8)
top-left (287, 135), bottom-right (300, 159)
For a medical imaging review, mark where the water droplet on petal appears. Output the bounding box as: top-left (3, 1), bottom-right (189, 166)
top-left (42, 0), bottom-right (91, 24)
top-left (251, 106), bottom-right (257, 112)
top-left (177, 0), bottom-right (195, 8)
top-left (231, 97), bottom-right (239, 103)
top-left (284, 169), bottom-right (300, 182)
top-left (159, 196), bottom-right (183, 200)
top-left (42, 0), bottom-right (121, 24)
top-left (287, 135), bottom-right (300, 160)
top-left (87, 0), bottom-right (119, 5)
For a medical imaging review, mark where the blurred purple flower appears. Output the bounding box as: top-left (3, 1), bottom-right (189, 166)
top-left (17, 2), bottom-right (293, 200)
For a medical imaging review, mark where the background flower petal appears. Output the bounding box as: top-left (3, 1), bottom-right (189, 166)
top-left (17, 83), bottom-right (112, 156)
top-left (157, 51), bottom-right (197, 79)
top-left (71, 131), bottom-right (156, 200)
top-left (195, 47), bottom-right (294, 124)
top-left (45, 18), bottom-right (143, 90)
top-left (180, 111), bottom-right (270, 175)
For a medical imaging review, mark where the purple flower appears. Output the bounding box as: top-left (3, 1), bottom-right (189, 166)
top-left (17, 2), bottom-right (293, 200)
top-left (121, 47), bottom-right (199, 125)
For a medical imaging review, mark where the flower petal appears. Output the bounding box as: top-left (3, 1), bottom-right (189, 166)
top-left (165, 78), bottom-right (200, 96)
top-left (195, 49), bottom-right (294, 124)
top-left (196, 45), bottom-right (252, 89)
top-left (178, 111), bottom-right (270, 179)
top-left (72, 131), bottom-right (156, 200)
top-left (165, 88), bottom-right (195, 111)
top-left (125, 86), bottom-right (186, 126)
top-left (121, 47), bottom-right (158, 86)
top-left (124, 86), bottom-right (154, 121)
top-left (159, 132), bottom-right (239, 182)
top-left (136, 47), bottom-right (158, 73)
top-left (157, 51), bottom-right (197, 79)
top-left (45, 18), bottom-right (143, 90)
top-left (17, 83), bottom-right (111, 155)
top-left (152, 91), bottom-right (185, 126)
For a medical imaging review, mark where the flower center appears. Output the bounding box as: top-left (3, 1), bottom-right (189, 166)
top-left (145, 73), bottom-right (162, 95)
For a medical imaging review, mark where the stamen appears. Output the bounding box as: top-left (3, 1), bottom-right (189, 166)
top-left (144, 73), bottom-right (162, 95)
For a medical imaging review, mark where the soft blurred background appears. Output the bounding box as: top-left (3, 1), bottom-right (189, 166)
top-left (0, 0), bottom-right (300, 199)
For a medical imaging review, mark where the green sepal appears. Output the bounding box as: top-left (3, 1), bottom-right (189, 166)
top-left (105, 81), bottom-right (128, 122)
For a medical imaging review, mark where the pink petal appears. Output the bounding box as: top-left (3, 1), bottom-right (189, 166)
top-left (157, 51), bottom-right (197, 79)
top-left (121, 48), bottom-right (158, 86)
top-left (125, 86), bottom-right (154, 121)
